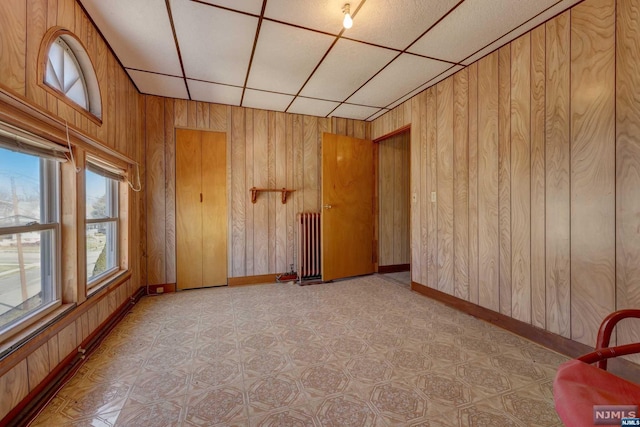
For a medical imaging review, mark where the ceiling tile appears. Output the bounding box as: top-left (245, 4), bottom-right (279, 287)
top-left (348, 54), bottom-right (452, 107)
top-left (408, 0), bottom-right (559, 63)
top-left (128, 70), bottom-right (188, 99)
top-left (187, 79), bottom-right (242, 106)
top-left (462, 0), bottom-right (583, 65)
top-left (300, 39), bottom-right (397, 102)
top-left (79, 0), bottom-right (182, 75)
top-left (265, 0), bottom-right (365, 34)
top-left (195, 0), bottom-right (264, 15)
top-left (345, 0), bottom-right (460, 50)
top-left (171, 0), bottom-right (258, 85)
top-left (287, 97), bottom-right (340, 117)
top-left (331, 103), bottom-right (381, 121)
top-left (247, 21), bottom-right (335, 94)
top-left (242, 89), bottom-right (294, 111)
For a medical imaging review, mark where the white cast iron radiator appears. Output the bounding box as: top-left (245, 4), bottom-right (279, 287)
top-left (297, 212), bottom-right (321, 280)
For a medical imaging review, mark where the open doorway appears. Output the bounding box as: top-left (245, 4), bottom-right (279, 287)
top-left (376, 128), bottom-right (411, 283)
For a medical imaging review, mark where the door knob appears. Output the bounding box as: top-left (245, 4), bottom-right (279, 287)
top-left (323, 204), bottom-right (332, 209)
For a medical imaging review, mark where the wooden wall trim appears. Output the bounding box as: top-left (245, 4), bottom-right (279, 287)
top-left (372, 124), bottom-right (411, 143)
top-left (1, 287), bottom-right (145, 427)
top-left (378, 264), bottom-right (410, 274)
top-left (411, 281), bottom-right (640, 382)
top-left (228, 274), bottom-right (276, 286)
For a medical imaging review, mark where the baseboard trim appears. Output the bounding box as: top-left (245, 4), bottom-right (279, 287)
top-left (410, 281), bottom-right (640, 382)
top-left (228, 274), bottom-right (276, 287)
top-left (378, 264), bottom-right (410, 274)
top-left (2, 287), bottom-right (145, 427)
top-left (146, 283), bottom-right (176, 295)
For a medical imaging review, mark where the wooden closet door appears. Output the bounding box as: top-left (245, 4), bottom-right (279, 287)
top-left (176, 129), bottom-right (204, 289)
top-left (201, 131), bottom-right (227, 286)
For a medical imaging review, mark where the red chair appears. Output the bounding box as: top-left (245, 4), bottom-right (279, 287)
top-left (554, 309), bottom-right (640, 426)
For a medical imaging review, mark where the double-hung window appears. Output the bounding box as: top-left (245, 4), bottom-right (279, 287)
top-left (85, 159), bottom-right (122, 287)
top-left (0, 124), bottom-right (64, 339)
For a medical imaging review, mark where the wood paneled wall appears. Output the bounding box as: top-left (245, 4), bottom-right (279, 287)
top-left (0, 0), bottom-right (145, 421)
top-left (373, 0), bottom-right (640, 353)
top-left (378, 131), bottom-right (410, 267)
top-left (144, 100), bottom-right (370, 283)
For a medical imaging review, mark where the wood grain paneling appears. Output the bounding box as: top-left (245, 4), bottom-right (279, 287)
top-left (616, 0), bottom-right (640, 361)
top-left (145, 96), bottom-right (166, 285)
top-left (0, 0), bottom-right (27, 96)
top-left (570, 0), bottom-right (616, 346)
top-left (531, 25), bottom-right (547, 330)
top-left (510, 33), bottom-right (532, 323)
top-left (254, 109), bottom-right (269, 275)
top-left (498, 45), bottom-right (512, 316)
top-left (26, 0), bottom-right (48, 108)
top-left (453, 69), bottom-right (469, 300)
top-left (468, 62), bottom-right (479, 306)
top-left (437, 78), bottom-right (454, 295)
top-left (477, 52), bottom-right (500, 312)
top-left (26, 343), bottom-right (49, 392)
top-left (426, 88), bottom-right (438, 289)
top-left (0, 360), bottom-right (28, 420)
top-left (164, 99), bottom-right (176, 284)
top-left (231, 107), bottom-right (246, 277)
top-left (378, 132), bottom-right (410, 267)
top-left (412, 93), bottom-right (423, 283)
top-left (545, 12), bottom-right (571, 338)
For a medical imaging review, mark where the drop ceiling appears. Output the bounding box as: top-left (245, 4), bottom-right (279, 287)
top-left (79, 0), bottom-right (582, 121)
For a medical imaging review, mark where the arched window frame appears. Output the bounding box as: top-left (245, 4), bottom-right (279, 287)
top-left (39, 28), bottom-right (103, 124)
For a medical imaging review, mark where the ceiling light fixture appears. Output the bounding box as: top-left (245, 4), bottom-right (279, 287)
top-left (342, 3), bottom-right (353, 29)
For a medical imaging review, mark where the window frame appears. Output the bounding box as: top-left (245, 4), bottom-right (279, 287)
top-left (84, 159), bottom-right (125, 291)
top-left (38, 27), bottom-right (103, 125)
top-left (0, 147), bottom-right (62, 342)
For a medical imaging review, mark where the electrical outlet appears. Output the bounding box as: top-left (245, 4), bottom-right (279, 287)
top-left (156, 287), bottom-right (164, 294)
top-left (431, 192), bottom-right (436, 202)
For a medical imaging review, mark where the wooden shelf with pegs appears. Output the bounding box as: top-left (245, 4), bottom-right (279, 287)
top-left (249, 187), bottom-right (295, 204)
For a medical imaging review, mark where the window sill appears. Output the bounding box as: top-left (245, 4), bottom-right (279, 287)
top-left (87, 269), bottom-right (131, 300)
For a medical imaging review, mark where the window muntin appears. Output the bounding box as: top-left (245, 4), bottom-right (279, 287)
top-left (86, 169), bottom-right (119, 285)
top-left (45, 37), bottom-right (89, 110)
top-left (0, 147), bottom-right (60, 336)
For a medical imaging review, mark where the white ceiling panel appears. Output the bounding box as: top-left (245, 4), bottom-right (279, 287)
top-left (242, 89), bottom-right (294, 112)
top-left (287, 98), bottom-right (340, 118)
top-left (408, 0), bottom-right (558, 63)
top-left (345, 0), bottom-right (460, 50)
top-left (79, 0), bottom-right (182, 75)
top-left (348, 54), bottom-right (451, 107)
top-left (196, 0), bottom-right (264, 15)
top-left (265, 0), bottom-right (365, 34)
top-left (187, 79), bottom-right (242, 106)
top-left (462, 0), bottom-right (583, 65)
top-left (331, 103), bottom-right (381, 121)
top-left (248, 21), bottom-right (334, 94)
top-left (171, 0), bottom-right (258, 85)
top-left (300, 39), bottom-right (396, 102)
top-left (128, 70), bottom-right (188, 99)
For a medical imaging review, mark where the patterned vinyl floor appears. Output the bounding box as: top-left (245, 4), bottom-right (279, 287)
top-left (30, 274), bottom-right (567, 426)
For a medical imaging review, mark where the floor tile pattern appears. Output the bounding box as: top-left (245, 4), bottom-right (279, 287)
top-left (31, 274), bottom-right (567, 426)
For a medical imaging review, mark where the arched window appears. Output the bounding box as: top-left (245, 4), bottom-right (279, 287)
top-left (45, 37), bottom-right (89, 109)
top-left (41, 30), bottom-right (102, 120)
